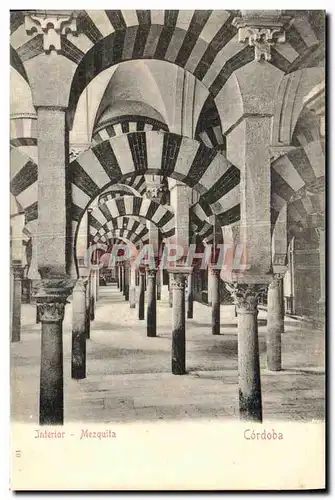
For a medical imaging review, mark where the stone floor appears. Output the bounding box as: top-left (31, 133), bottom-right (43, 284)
top-left (11, 284), bottom-right (325, 424)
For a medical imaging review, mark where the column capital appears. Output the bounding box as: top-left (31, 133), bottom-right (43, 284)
top-left (24, 10), bottom-right (78, 54)
top-left (73, 277), bottom-right (88, 293)
top-left (232, 11), bottom-right (292, 61)
top-left (12, 265), bottom-right (24, 281)
top-left (226, 282), bottom-right (267, 314)
top-left (37, 302), bottom-right (66, 323)
top-left (147, 268), bottom-right (157, 278)
top-left (34, 277), bottom-right (75, 323)
top-left (170, 273), bottom-right (188, 290)
top-left (210, 267), bottom-right (221, 277)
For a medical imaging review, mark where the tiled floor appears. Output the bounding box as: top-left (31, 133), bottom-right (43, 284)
top-left (11, 284), bottom-right (325, 424)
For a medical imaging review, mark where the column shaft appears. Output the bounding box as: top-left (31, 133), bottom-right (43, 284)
top-left (71, 279), bottom-right (87, 379)
top-left (119, 266), bottom-right (123, 292)
top-left (124, 265), bottom-right (130, 301)
top-left (171, 274), bottom-right (188, 375)
top-left (11, 267), bottom-right (23, 342)
top-left (227, 283), bottom-right (264, 422)
top-left (267, 277), bottom-right (284, 371)
top-left (212, 270), bottom-right (220, 335)
top-left (187, 273), bottom-right (193, 319)
top-left (138, 271), bottom-right (145, 320)
top-left (147, 271), bottom-right (157, 337)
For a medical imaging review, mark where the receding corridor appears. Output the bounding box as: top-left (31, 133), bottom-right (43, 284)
top-left (11, 284), bottom-right (325, 425)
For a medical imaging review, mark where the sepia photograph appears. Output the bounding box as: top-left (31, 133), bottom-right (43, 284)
top-left (9, 7), bottom-right (326, 491)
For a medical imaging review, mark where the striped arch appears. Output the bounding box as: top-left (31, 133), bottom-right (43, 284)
top-left (70, 131), bottom-right (240, 229)
top-left (97, 228), bottom-right (149, 247)
top-left (10, 146), bottom-right (37, 223)
top-left (92, 116), bottom-right (169, 145)
top-left (90, 216), bottom-right (149, 244)
top-left (11, 11), bottom-right (324, 124)
top-left (99, 184), bottom-right (141, 204)
top-left (88, 197), bottom-right (175, 245)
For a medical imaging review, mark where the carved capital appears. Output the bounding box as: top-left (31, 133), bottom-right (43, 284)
top-left (37, 301), bottom-right (66, 323)
top-left (12, 266), bottom-right (24, 281)
top-left (232, 13), bottom-right (291, 61)
top-left (269, 274), bottom-right (284, 289)
top-left (25, 10), bottom-right (78, 54)
top-left (147, 269), bottom-right (157, 278)
top-left (225, 282), bottom-right (267, 313)
top-left (210, 267), bottom-right (221, 277)
top-left (73, 277), bottom-right (88, 294)
top-left (144, 185), bottom-right (168, 204)
top-left (170, 273), bottom-right (188, 290)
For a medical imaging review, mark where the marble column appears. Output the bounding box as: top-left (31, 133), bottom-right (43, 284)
top-left (187, 272), bottom-right (194, 319)
top-left (116, 266), bottom-right (120, 288)
top-left (211, 269), bottom-right (221, 335)
top-left (146, 269), bottom-right (157, 337)
top-left (71, 278), bottom-right (87, 379)
top-left (267, 275), bottom-right (284, 371)
top-left (124, 264), bottom-right (130, 301)
top-left (129, 264), bottom-right (136, 309)
top-left (227, 283), bottom-right (265, 422)
top-left (138, 268), bottom-right (145, 320)
top-left (119, 265), bottom-right (123, 292)
top-left (85, 275), bottom-right (91, 339)
top-left (168, 274), bottom-right (173, 307)
top-left (11, 265), bottom-right (23, 342)
top-left (169, 268), bottom-right (192, 375)
top-left (35, 278), bottom-right (74, 425)
top-left (95, 267), bottom-right (99, 302)
top-left (156, 270), bottom-right (161, 300)
top-left (207, 268), bottom-right (213, 306)
top-left (90, 272), bottom-right (95, 321)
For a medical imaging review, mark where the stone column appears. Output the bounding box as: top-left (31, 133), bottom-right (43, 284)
top-left (129, 264), bottom-right (136, 309)
top-left (71, 278), bottom-right (87, 379)
top-left (119, 265), bottom-right (123, 292)
top-left (85, 275), bottom-right (91, 339)
top-left (211, 268), bottom-right (221, 335)
top-left (146, 269), bottom-right (157, 337)
top-left (90, 272), bottom-right (95, 321)
top-left (267, 275), bottom-right (284, 371)
top-left (169, 268), bottom-right (192, 375)
top-left (124, 264), bottom-right (130, 301)
top-left (156, 270), bottom-right (161, 300)
top-left (116, 266), bottom-right (120, 288)
top-left (138, 267), bottom-right (145, 320)
top-left (35, 278), bottom-right (74, 425)
top-left (187, 272), bottom-right (194, 319)
top-left (227, 283), bottom-right (265, 422)
top-left (207, 268), bottom-right (213, 306)
top-left (11, 265), bottom-right (23, 342)
top-left (168, 277), bottom-right (173, 308)
top-left (95, 267), bottom-right (99, 302)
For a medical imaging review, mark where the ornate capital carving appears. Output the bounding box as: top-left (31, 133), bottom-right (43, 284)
top-left (210, 267), bottom-right (221, 277)
top-left (147, 269), bottom-right (157, 278)
top-left (25, 10), bottom-right (78, 54)
top-left (269, 274), bottom-right (284, 289)
top-left (73, 277), bottom-right (88, 294)
top-left (225, 283), bottom-right (267, 313)
top-left (12, 266), bottom-right (24, 280)
top-left (34, 277), bottom-right (74, 322)
top-left (232, 12), bottom-right (291, 61)
top-left (144, 185), bottom-right (168, 204)
top-left (37, 302), bottom-right (66, 323)
top-left (170, 273), bottom-right (188, 290)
